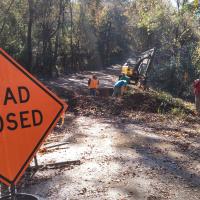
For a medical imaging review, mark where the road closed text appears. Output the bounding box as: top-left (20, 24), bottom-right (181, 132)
top-left (0, 86), bottom-right (43, 132)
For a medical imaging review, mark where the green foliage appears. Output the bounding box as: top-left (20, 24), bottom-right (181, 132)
top-left (192, 42), bottom-right (200, 73)
top-left (170, 107), bottom-right (186, 118)
top-left (154, 89), bottom-right (193, 116)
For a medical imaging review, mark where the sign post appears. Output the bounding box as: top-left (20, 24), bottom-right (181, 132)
top-left (0, 49), bottom-right (67, 198)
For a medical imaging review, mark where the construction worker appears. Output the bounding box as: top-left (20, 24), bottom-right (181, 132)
top-left (193, 79), bottom-right (200, 114)
top-left (112, 80), bottom-right (127, 97)
top-left (88, 75), bottom-right (99, 96)
top-left (119, 73), bottom-right (130, 84)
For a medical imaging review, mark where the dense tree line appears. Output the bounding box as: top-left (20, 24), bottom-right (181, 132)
top-left (0, 0), bottom-right (200, 98)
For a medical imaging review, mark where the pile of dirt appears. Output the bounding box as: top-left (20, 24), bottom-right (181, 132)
top-left (49, 86), bottom-right (194, 117)
top-left (123, 92), bottom-right (193, 114)
top-left (73, 94), bottom-right (193, 117)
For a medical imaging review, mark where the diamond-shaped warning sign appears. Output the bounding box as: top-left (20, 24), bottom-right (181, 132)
top-left (0, 49), bottom-right (67, 186)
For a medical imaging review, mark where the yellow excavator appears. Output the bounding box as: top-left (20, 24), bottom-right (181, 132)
top-left (121, 48), bottom-right (155, 84)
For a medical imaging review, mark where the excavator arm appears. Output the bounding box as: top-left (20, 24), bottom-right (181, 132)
top-left (135, 48), bottom-right (155, 78)
top-left (121, 48), bottom-right (155, 84)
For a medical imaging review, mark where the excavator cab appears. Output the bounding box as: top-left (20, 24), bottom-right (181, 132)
top-left (121, 48), bottom-right (155, 84)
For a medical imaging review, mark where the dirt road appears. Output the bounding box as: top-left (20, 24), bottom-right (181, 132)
top-left (18, 68), bottom-right (200, 200)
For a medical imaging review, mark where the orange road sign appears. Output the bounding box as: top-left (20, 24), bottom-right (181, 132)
top-left (0, 48), bottom-right (68, 186)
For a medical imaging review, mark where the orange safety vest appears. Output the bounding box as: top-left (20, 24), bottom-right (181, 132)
top-left (89, 78), bottom-right (99, 89)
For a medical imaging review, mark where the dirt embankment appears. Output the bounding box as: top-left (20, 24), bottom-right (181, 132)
top-left (49, 85), bottom-right (194, 118)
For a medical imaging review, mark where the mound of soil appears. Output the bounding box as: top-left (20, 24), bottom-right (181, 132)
top-left (48, 86), bottom-right (193, 117)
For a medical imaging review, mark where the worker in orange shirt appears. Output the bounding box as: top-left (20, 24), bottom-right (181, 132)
top-left (88, 75), bottom-right (99, 96)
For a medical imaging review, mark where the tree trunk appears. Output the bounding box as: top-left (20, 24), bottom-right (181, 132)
top-left (105, 21), bottom-right (112, 66)
top-left (69, 0), bottom-right (74, 71)
top-left (27, 0), bottom-right (34, 72)
top-left (54, 0), bottom-right (63, 66)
